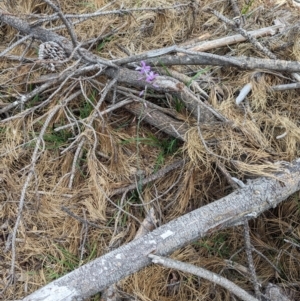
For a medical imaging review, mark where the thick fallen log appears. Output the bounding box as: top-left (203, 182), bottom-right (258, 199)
top-left (22, 159), bottom-right (300, 301)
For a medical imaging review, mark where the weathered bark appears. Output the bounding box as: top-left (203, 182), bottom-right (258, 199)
top-left (123, 101), bottom-right (189, 140)
top-left (146, 54), bottom-right (300, 73)
top-left (22, 159), bottom-right (300, 301)
top-left (2, 11), bottom-right (300, 73)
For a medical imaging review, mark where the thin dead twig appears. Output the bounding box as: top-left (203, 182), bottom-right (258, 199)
top-left (157, 67), bottom-right (209, 99)
top-left (243, 220), bottom-right (261, 300)
top-left (61, 206), bottom-right (110, 230)
top-left (149, 254), bottom-right (259, 301)
top-left (229, 0), bottom-right (241, 18)
top-left (9, 100), bottom-right (66, 283)
top-left (78, 209), bottom-right (88, 266)
top-left (42, 0), bottom-right (78, 49)
top-left (67, 77), bottom-right (118, 188)
top-left (182, 24), bottom-right (284, 53)
top-left (0, 60), bottom-right (90, 115)
top-left (0, 35), bottom-right (31, 57)
top-left (111, 159), bottom-right (185, 196)
top-left (206, 8), bottom-right (277, 60)
top-left (37, 3), bottom-right (190, 23)
top-left (54, 98), bottom-right (134, 133)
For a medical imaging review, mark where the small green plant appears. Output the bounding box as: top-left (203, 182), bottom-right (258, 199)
top-left (241, 0), bottom-right (255, 15)
top-left (194, 233), bottom-right (230, 258)
top-left (96, 37), bottom-right (113, 53)
top-left (122, 135), bottom-right (180, 170)
top-left (173, 96), bottom-right (185, 113)
top-left (151, 135), bottom-right (180, 169)
top-left (43, 128), bottom-right (72, 150)
top-left (44, 247), bottom-right (79, 281)
top-left (26, 94), bottom-right (41, 108)
top-left (79, 90), bottom-right (97, 119)
top-left (185, 67), bottom-right (210, 88)
top-left (44, 243), bottom-right (98, 281)
top-left (76, 148), bottom-right (89, 179)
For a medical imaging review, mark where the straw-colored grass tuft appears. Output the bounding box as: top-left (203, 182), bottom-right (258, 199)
top-left (1, 0), bottom-right (300, 300)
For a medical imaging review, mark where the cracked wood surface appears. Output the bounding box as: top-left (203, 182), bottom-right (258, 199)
top-left (23, 159), bottom-right (300, 301)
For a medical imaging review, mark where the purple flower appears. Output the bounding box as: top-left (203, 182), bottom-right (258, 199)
top-left (145, 71), bottom-right (158, 83)
top-left (136, 61), bottom-right (151, 74)
top-left (136, 61), bottom-right (159, 96)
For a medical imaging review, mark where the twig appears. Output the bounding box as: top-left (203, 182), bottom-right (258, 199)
top-left (9, 100), bottom-right (65, 283)
top-left (32, 3), bottom-right (190, 23)
top-left (206, 8), bottom-right (276, 59)
top-left (42, 0), bottom-right (78, 48)
top-left (94, 174), bottom-right (143, 226)
top-left (61, 206), bottom-right (110, 230)
top-left (156, 67), bottom-right (209, 99)
top-left (68, 77), bottom-right (118, 188)
top-left (243, 220), bottom-right (261, 300)
top-left (252, 247), bottom-right (281, 275)
top-left (196, 106), bottom-right (228, 160)
top-left (111, 159), bottom-right (185, 196)
top-left (144, 52), bottom-right (300, 73)
top-left (53, 98), bottom-right (134, 133)
top-left (0, 60), bottom-right (92, 115)
top-left (135, 208), bottom-right (158, 239)
top-left (0, 35), bottom-right (31, 57)
top-left (78, 209), bottom-right (88, 266)
top-left (229, 0), bottom-right (241, 18)
top-left (283, 239), bottom-right (300, 248)
top-left (182, 24), bottom-right (285, 53)
top-left (216, 161), bottom-right (240, 189)
top-left (148, 254), bottom-right (259, 301)
top-left (271, 82), bottom-right (300, 91)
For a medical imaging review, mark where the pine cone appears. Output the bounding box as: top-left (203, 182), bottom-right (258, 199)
top-left (38, 41), bottom-right (67, 71)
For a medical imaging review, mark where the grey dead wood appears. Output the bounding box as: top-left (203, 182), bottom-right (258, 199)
top-left (1, 11), bottom-right (300, 123)
top-left (2, 12), bottom-right (300, 74)
top-left (0, 12), bottom-right (219, 122)
top-left (145, 54), bottom-right (300, 73)
top-left (149, 254), bottom-right (259, 301)
top-left (22, 159), bottom-right (300, 301)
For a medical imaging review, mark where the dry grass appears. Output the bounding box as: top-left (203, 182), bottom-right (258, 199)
top-left (1, 0), bottom-right (300, 300)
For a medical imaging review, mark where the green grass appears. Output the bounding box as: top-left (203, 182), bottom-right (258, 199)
top-left (241, 0), bottom-right (255, 15)
top-left (194, 233), bottom-right (231, 258)
top-left (121, 135), bottom-right (180, 170)
top-left (185, 67), bottom-right (210, 88)
top-left (43, 128), bottom-right (72, 149)
top-left (26, 94), bottom-right (41, 108)
top-left (44, 247), bottom-right (79, 281)
top-left (79, 90), bottom-right (97, 119)
top-left (96, 37), bottom-right (114, 53)
top-left (43, 243), bottom-right (98, 281)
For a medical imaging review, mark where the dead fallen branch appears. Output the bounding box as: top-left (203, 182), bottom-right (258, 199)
top-left (146, 53), bottom-right (300, 73)
top-left (22, 159), bottom-right (300, 301)
top-left (2, 11), bottom-right (300, 76)
top-left (182, 24), bottom-right (285, 53)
